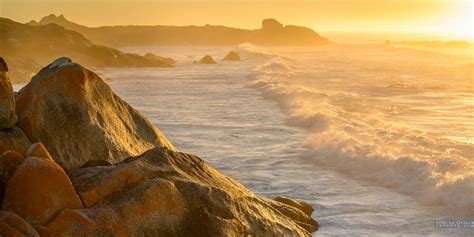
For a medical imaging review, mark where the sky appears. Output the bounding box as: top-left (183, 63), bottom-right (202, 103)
top-left (1, 0), bottom-right (473, 40)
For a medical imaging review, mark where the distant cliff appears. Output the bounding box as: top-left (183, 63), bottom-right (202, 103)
top-left (1, 17), bottom-right (175, 83)
top-left (31, 14), bottom-right (330, 47)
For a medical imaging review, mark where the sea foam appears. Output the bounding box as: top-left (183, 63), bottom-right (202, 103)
top-left (244, 45), bottom-right (474, 216)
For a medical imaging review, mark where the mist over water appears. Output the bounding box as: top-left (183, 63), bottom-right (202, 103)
top-left (245, 44), bottom-right (474, 216)
top-left (19, 43), bottom-right (469, 236)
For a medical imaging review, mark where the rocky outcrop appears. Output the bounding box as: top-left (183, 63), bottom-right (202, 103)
top-left (144, 53), bottom-right (177, 66)
top-left (0, 18), bottom-right (176, 83)
top-left (0, 58), bottom-right (17, 129)
top-left (252, 19), bottom-right (330, 46)
top-left (0, 58), bottom-right (318, 236)
top-left (43, 147), bottom-right (317, 236)
top-left (198, 55), bottom-right (217, 64)
top-left (2, 156), bottom-right (83, 226)
top-left (223, 51), bottom-right (241, 61)
top-left (15, 58), bottom-right (175, 170)
top-left (0, 211), bottom-right (39, 237)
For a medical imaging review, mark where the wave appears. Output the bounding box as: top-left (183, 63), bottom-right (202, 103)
top-left (246, 51), bottom-right (474, 216)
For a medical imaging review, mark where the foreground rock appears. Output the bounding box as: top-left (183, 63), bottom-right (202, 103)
top-left (0, 58), bottom-right (17, 129)
top-left (0, 211), bottom-right (39, 237)
top-left (42, 147), bottom-right (318, 236)
top-left (2, 58), bottom-right (318, 235)
top-left (2, 155), bottom-right (83, 226)
top-left (223, 51), bottom-right (241, 61)
top-left (274, 196), bottom-right (315, 216)
top-left (16, 58), bottom-right (175, 170)
top-left (0, 127), bottom-right (31, 156)
top-left (0, 151), bottom-right (24, 204)
top-left (198, 55), bottom-right (217, 64)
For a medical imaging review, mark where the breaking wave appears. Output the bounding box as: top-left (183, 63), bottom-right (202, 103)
top-left (244, 46), bottom-right (474, 216)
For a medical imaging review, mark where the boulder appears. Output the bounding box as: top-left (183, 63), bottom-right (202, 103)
top-left (0, 151), bottom-right (25, 204)
top-left (198, 55), bottom-right (217, 64)
top-left (223, 51), bottom-right (241, 61)
top-left (16, 57), bottom-right (175, 170)
top-left (2, 156), bottom-right (84, 226)
top-left (0, 211), bottom-right (39, 237)
top-left (56, 147), bottom-right (318, 236)
top-left (43, 209), bottom-right (96, 236)
top-left (0, 127), bottom-right (32, 156)
top-left (0, 58), bottom-right (17, 129)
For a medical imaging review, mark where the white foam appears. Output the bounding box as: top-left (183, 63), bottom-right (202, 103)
top-left (246, 46), bottom-right (474, 216)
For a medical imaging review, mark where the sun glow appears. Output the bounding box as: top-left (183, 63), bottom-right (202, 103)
top-left (1, 0), bottom-right (473, 41)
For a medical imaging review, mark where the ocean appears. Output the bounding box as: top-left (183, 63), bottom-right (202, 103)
top-left (17, 44), bottom-right (473, 236)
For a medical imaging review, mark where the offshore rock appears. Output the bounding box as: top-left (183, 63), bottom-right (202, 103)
top-left (198, 55), bottom-right (217, 64)
top-left (223, 51), bottom-right (241, 61)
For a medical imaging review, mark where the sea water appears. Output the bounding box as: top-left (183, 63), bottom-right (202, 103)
top-left (21, 44), bottom-right (473, 236)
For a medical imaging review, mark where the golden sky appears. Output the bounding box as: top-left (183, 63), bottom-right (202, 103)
top-left (1, 0), bottom-right (473, 40)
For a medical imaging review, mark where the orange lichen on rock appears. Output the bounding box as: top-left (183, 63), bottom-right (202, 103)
top-left (0, 151), bottom-right (25, 202)
top-left (2, 157), bottom-right (84, 226)
top-left (0, 210), bottom-right (39, 237)
top-left (44, 209), bottom-right (96, 236)
top-left (71, 162), bottom-right (158, 208)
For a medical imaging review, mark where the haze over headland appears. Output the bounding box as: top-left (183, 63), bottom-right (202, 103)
top-left (2, 0), bottom-right (473, 41)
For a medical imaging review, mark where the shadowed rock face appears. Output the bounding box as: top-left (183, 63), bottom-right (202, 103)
top-left (15, 58), bottom-right (175, 170)
top-left (0, 59), bottom-right (17, 129)
top-left (0, 127), bottom-right (31, 156)
top-left (52, 147), bottom-right (318, 236)
top-left (0, 18), bottom-right (175, 83)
